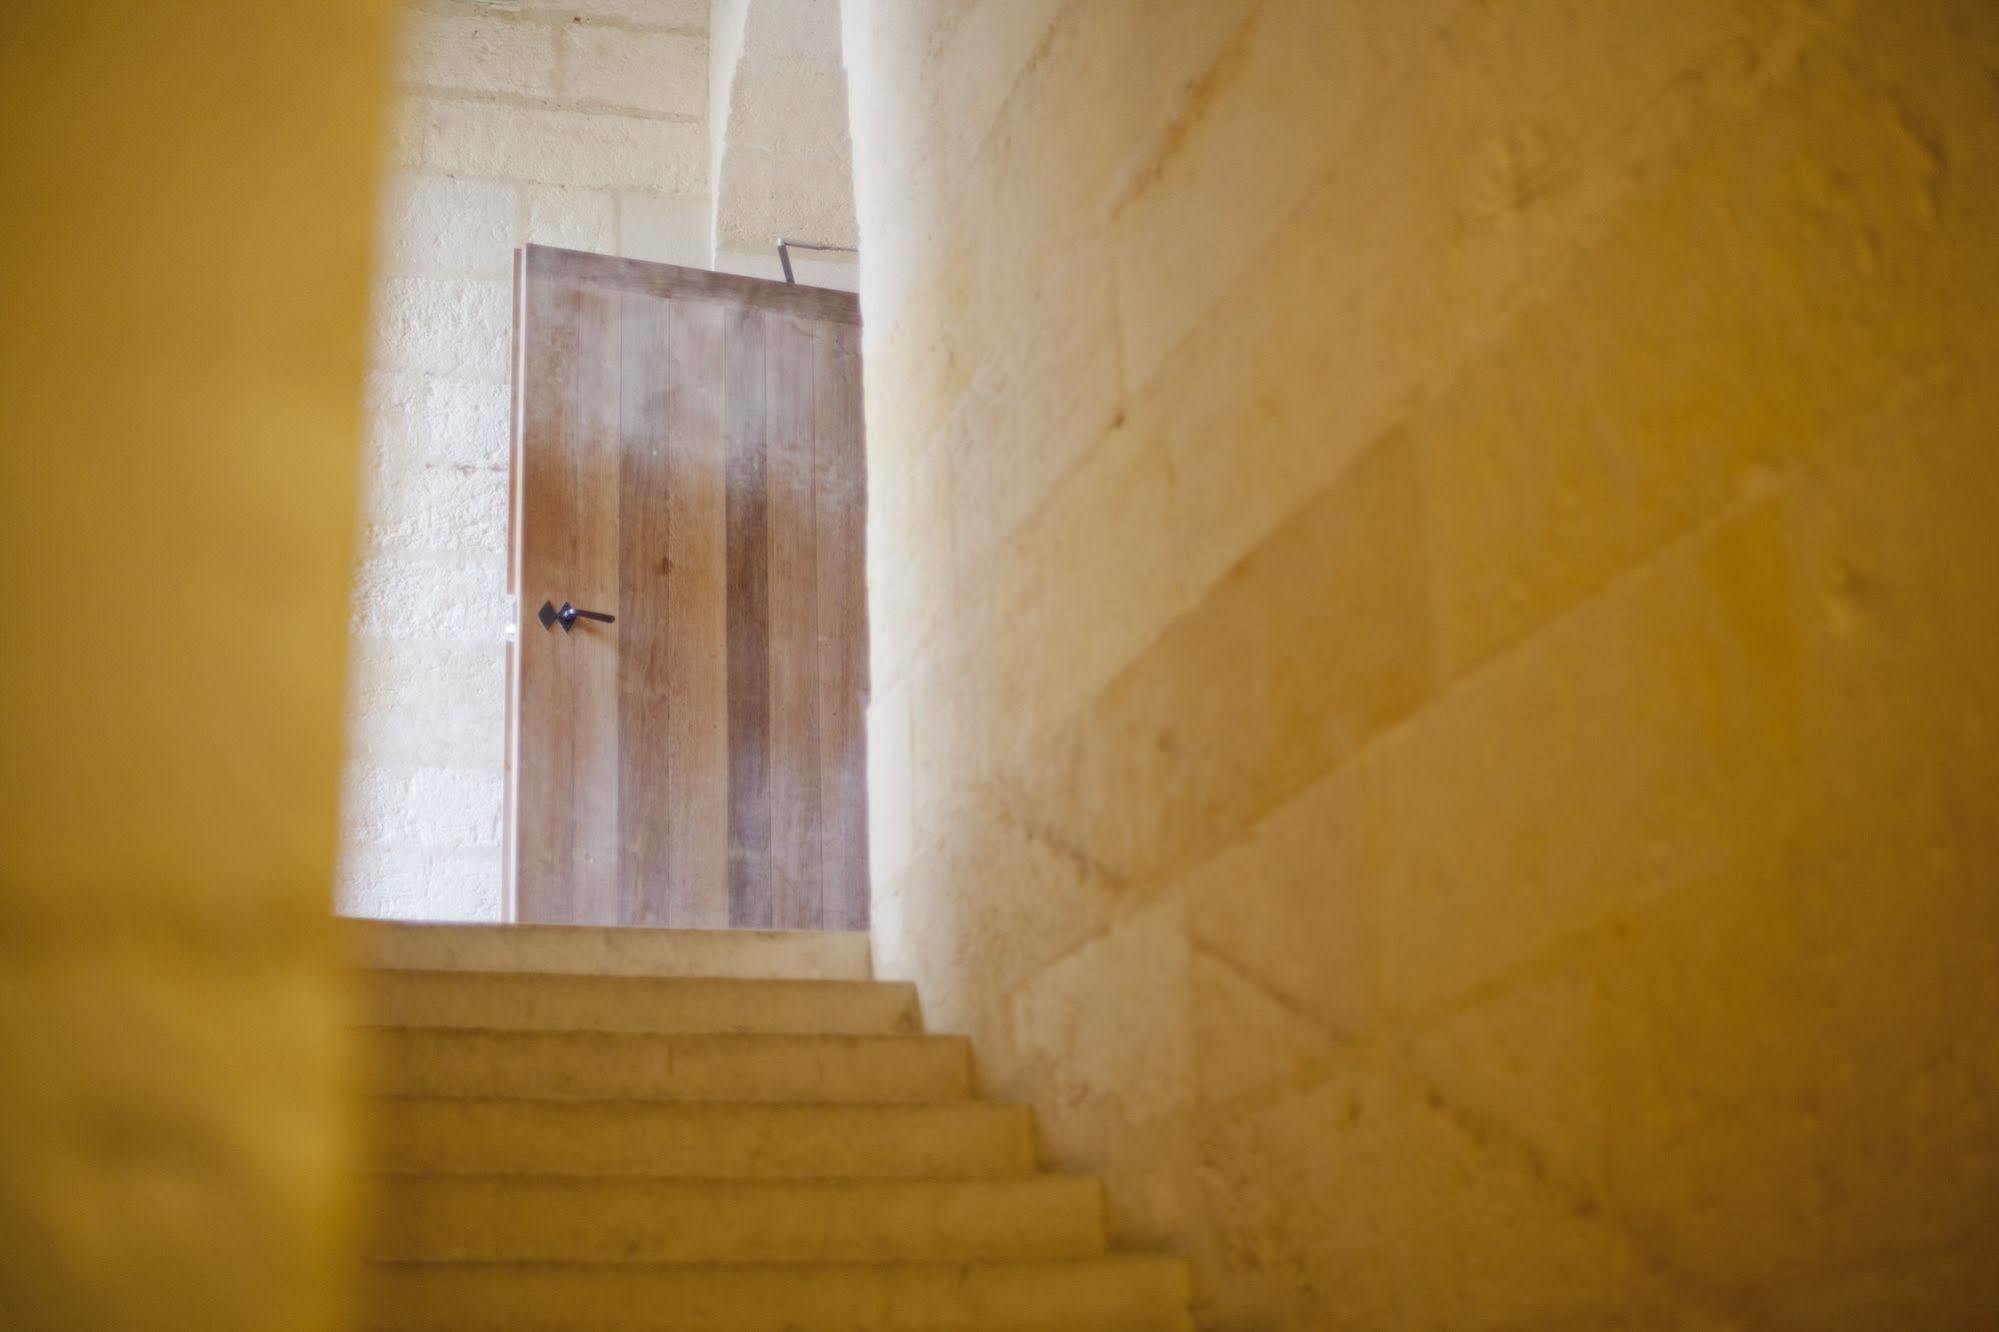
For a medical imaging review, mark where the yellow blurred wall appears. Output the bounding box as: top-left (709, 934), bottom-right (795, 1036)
top-left (845, 0), bottom-right (1999, 1325)
top-left (0, 3), bottom-right (396, 1327)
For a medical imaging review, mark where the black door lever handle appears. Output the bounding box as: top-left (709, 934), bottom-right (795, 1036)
top-left (537, 600), bottom-right (616, 633)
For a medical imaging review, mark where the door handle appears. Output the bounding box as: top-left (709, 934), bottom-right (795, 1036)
top-left (537, 600), bottom-right (616, 633)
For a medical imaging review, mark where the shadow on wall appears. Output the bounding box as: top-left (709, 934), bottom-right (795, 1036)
top-left (1, 4), bottom-right (397, 1328)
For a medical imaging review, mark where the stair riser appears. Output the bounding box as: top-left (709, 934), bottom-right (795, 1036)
top-left (366, 972), bottom-right (921, 1036)
top-left (368, 1100), bottom-right (1034, 1178)
top-left (364, 1177), bottom-right (1104, 1264)
top-left (348, 921), bottom-right (871, 981)
top-left (365, 1030), bottom-right (971, 1103)
top-left (365, 1257), bottom-right (1193, 1330)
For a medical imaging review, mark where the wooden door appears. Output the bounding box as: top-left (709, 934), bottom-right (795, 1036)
top-left (505, 246), bottom-right (867, 930)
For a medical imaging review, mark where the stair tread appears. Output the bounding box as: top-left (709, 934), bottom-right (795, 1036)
top-left (366, 1257), bottom-right (1183, 1268)
top-left (366, 1322), bottom-right (1191, 1331)
top-left (365, 1093), bottom-right (1011, 1109)
top-left (364, 1255), bottom-right (1192, 1331)
top-left (346, 919), bottom-right (871, 981)
top-left (365, 1096), bottom-right (1033, 1179)
top-left (364, 971), bottom-right (923, 1036)
top-left (366, 1172), bottom-right (1091, 1188)
top-left (365, 1088), bottom-right (989, 1099)
top-left (366, 968), bottom-right (899, 989)
top-left (364, 1175), bottom-right (1105, 1264)
top-left (364, 1028), bottom-right (971, 1103)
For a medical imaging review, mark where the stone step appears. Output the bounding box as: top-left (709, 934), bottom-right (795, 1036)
top-left (367, 1312), bottom-right (1183, 1320)
top-left (363, 1176), bottom-right (1105, 1265)
top-left (345, 919), bottom-right (871, 981)
top-left (364, 1029), bottom-right (971, 1103)
top-left (367, 1097), bottom-right (1035, 1178)
top-left (364, 1256), bottom-right (1193, 1330)
top-left (364, 970), bottom-right (921, 1036)
top-left (364, 1321), bottom-right (1193, 1332)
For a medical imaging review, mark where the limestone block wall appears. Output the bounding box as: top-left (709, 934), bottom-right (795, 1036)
top-left (340, 0), bottom-right (711, 920)
top-left (708, 0), bottom-right (859, 288)
top-left (844, 1), bottom-right (1999, 1327)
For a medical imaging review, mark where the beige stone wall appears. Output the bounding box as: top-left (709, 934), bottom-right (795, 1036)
top-left (342, 0), bottom-right (711, 920)
top-left (709, 0), bottom-right (858, 289)
top-left (0, 3), bottom-right (395, 1327)
top-left (845, 1), bottom-right (1999, 1326)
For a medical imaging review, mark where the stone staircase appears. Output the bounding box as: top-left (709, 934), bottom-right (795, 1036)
top-left (349, 921), bottom-right (1193, 1330)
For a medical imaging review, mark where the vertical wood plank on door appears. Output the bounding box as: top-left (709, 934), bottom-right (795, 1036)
top-left (724, 307), bottom-right (772, 928)
top-left (663, 299), bottom-right (729, 927)
top-left (616, 290), bottom-right (671, 924)
top-left (767, 315), bottom-right (823, 930)
top-left (518, 270), bottom-right (622, 923)
top-left (503, 249), bottom-right (525, 918)
top-left (814, 320), bottom-right (869, 930)
top-left (516, 268), bottom-right (571, 922)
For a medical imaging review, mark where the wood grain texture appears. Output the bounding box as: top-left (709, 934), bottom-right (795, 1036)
top-left (512, 249), bottom-right (866, 930)
top-left (502, 249), bottom-right (526, 918)
top-left (508, 248), bottom-right (526, 599)
top-left (527, 245), bottom-right (860, 325)
top-left (724, 307), bottom-right (773, 929)
top-left (814, 320), bottom-right (870, 931)
top-left (766, 315), bottom-right (822, 930)
top-left (661, 299), bottom-right (730, 927)
top-left (518, 271), bottom-right (621, 924)
top-left (616, 291), bottom-right (672, 924)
